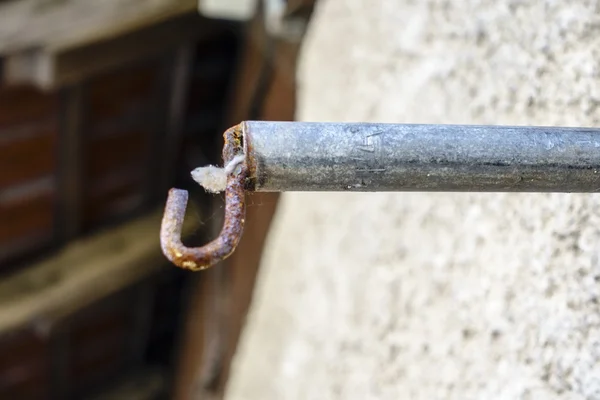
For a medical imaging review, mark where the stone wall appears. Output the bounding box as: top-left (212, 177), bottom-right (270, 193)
top-left (226, 1), bottom-right (600, 399)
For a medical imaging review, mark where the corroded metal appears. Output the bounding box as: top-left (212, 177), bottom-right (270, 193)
top-left (160, 125), bottom-right (246, 270)
top-left (163, 121), bottom-right (600, 269)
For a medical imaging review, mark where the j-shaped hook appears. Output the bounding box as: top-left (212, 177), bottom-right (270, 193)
top-left (160, 125), bottom-right (247, 270)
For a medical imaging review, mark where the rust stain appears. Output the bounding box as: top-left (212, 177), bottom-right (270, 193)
top-left (160, 124), bottom-right (247, 270)
top-left (242, 121), bottom-right (258, 191)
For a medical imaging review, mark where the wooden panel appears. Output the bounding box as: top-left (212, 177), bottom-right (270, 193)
top-left (88, 65), bottom-right (158, 123)
top-left (0, 331), bottom-right (50, 400)
top-left (83, 174), bottom-right (145, 228)
top-left (83, 60), bottom-right (161, 231)
top-left (0, 85), bottom-right (56, 127)
top-left (0, 129), bottom-right (57, 190)
top-left (69, 302), bottom-right (129, 394)
top-left (0, 189), bottom-right (54, 245)
top-left (0, 15), bottom-right (240, 400)
top-left (0, 84), bottom-right (58, 265)
top-left (87, 130), bottom-right (148, 180)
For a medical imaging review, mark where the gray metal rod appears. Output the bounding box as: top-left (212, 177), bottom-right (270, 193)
top-left (242, 121), bottom-right (600, 192)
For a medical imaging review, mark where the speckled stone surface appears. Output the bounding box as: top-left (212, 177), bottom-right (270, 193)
top-left (225, 1), bottom-right (600, 399)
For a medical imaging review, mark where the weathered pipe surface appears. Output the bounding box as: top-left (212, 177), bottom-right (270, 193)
top-left (243, 121), bottom-right (600, 192)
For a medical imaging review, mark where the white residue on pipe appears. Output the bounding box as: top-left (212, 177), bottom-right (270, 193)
top-left (191, 154), bottom-right (246, 193)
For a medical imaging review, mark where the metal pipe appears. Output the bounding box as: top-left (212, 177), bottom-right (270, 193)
top-left (161, 121), bottom-right (600, 270)
top-left (243, 121), bottom-right (600, 192)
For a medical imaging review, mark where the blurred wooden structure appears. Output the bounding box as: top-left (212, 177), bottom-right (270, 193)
top-left (0, 0), bottom-right (315, 398)
top-left (173, 1), bottom-right (316, 399)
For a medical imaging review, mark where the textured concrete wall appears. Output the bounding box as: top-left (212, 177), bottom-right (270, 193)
top-left (225, 1), bottom-right (600, 399)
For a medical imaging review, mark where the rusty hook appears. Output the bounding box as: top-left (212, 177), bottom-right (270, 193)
top-left (160, 124), bottom-right (247, 270)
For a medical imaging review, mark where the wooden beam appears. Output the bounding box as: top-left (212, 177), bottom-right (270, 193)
top-left (4, 13), bottom-right (224, 90)
top-left (0, 0), bottom-right (197, 55)
top-left (0, 206), bottom-right (198, 336)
